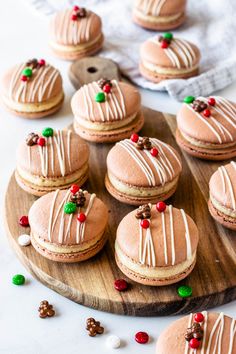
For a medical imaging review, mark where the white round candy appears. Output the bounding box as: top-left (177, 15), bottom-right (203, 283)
top-left (18, 234), bottom-right (31, 247)
top-left (106, 335), bottom-right (121, 349)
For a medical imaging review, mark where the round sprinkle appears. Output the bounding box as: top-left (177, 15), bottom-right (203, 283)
top-left (103, 84), bottom-right (111, 94)
top-left (42, 127), bottom-right (53, 137)
top-left (71, 13), bottom-right (78, 21)
top-left (135, 332), bottom-right (149, 344)
top-left (19, 215), bottom-right (29, 227)
top-left (189, 338), bottom-right (200, 349)
top-left (150, 147), bottom-right (158, 157)
top-left (73, 5), bottom-right (79, 11)
top-left (177, 285), bottom-right (192, 298)
top-left (156, 201), bottom-right (166, 213)
top-left (12, 274), bottom-right (25, 285)
top-left (163, 32), bottom-right (173, 40)
top-left (106, 335), bottom-right (121, 349)
top-left (130, 133), bottom-right (139, 143)
top-left (114, 279), bottom-right (128, 292)
top-left (37, 137), bottom-right (46, 147)
top-left (203, 109), bottom-right (211, 117)
top-left (161, 40), bottom-right (169, 49)
top-left (77, 213), bottom-right (86, 223)
top-left (140, 219), bottom-right (150, 229)
top-left (208, 97), bottom-right (216, 106)
top-left (21, 75), bottom-right (28, 82)
top-left (22, 67), bottom-right (32, 77)
top-left (194, 312), bottom-right (204, 323)
top-left (64, 202), bottom-right (77, 214)
top-left (18, 234), bottom-right (31, 247)
top-left (70, 184), bottom-right (80, 194)
top-left (38, 59), bottom-right (46, 66)
top-left (95, 92), bottom-right (106, 103)
top-left (184, 96), bottom-right (195, 104)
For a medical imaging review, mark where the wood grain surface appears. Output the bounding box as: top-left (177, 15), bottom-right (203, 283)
top-left (4, 107), bottom-right (236, 316)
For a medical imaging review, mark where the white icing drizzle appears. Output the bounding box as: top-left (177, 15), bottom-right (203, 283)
top-left (53, 130), bottom-right (66, 177)
top-left (137, 0), bottom-right (167, 16)
top-left (139, 214), bottom-right (156, 267)
top-left (161, 211), bottom-right (168, 265)
top-left (48, 189), bottom-right (60, 242)
top-left (67, 130), bottom-right (72, 172)
top-left (228, 319), bottom-right (236, 354)
top-left (75, 193), bottom-right (96, 244)
top-left (9, 63), bottom-right (25, 100)
top-left (219, 165), bottom-right (236, 210)
top-left (184, 313), bottom-right (194, 354)
top-left (180, 209), bottom-right (192, 260)
top-left (206, 312), bottom-right (224, 354)
top-left (169, 205), bottom-right (175, 266)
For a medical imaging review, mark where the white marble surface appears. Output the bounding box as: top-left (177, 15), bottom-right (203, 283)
top-left (0, 1), bottom-right (235, 353)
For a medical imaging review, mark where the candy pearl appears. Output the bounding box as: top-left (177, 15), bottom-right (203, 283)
top-left (208, 97), bottom-right (216, 106)
top-left (161, 40), bottom-right (169, 49)
top-left (140, 219), bottom-right (150, 229)
top-left (18, 234), bottom-right (31, 247)
top-left (21, 75), bottom-right (28, 82)
top-left (64, 202), bottom-right (77, 214)
top-left (77, 213), bottom-right (86, 223)
top-left (73, 5), bottom-right (79, 11)
top-left (135, 332), bottom-right (149, 344)
top-left (177, 285), bottom-right (192, 298)
top-left (95, 92), bottom-right (106, 103)
top-left (37, 137), bottom-right (46, 147)
top-left (194, 312), bottom-right (205, 323)
top-left (114, 279), bottom-right (128, 292)
top-left (70, 184), bottom-right (80, 194)
top-left (12, 274), bottom-right (25, 286)
top-left (203, 109), bottom-right (211, 117)
top-left (156, 201), bottom-right (166, 213)
top-left (184, 96), bottom-right (195, 104)
top-left (71, 14), bottom-right (78, 21)
top-left (106, 335), bottom-right (121, 349)
top-left (22, 67), bottom-right (32, 77)
top-left (19, 215), bottom-right (29, 227)
top-left (151, 147), bottom-right (158, 157)
top-left (189, 338), bottom-right (200, 349)
top-left (163, 32), bottom-right (173, 40)
top-left (42, 127), bottom-right (53, 137)
top-left (38, 59), bottom-right (46, 66)
top-left (130, 133), bottom-right (139, 143)
top-left (103, 84), bottom-right (111, 93)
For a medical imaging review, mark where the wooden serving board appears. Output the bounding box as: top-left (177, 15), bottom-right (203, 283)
top-left (4, 107), bottom-right (236, 316)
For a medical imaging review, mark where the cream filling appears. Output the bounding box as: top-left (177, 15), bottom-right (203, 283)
top-left (181, 131), bottom-right (235, 150)
top-left (116, 242), bottom-right (196, 278)
top-left (108, 172), bottom-right (179, 197)
top-left (49, 33), bottom-right (103, 53)
top-left (75, 113), bottom-right (137, 131)
top-left (134, 8), bottom-right (183, 23)
top-left (16, 163), bottom-right (88, 188)
top-left (32, 229), bottom-right (105, 254)
top-left (2, 91), bottom-right (64, 113)
top-left (142, 60), bottom-right (199, 75)
top-left (210, 194), bottom-right (236, 218)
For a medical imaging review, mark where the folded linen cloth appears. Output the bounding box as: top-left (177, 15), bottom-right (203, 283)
top-left (23, 0), bottom-right (236, 101)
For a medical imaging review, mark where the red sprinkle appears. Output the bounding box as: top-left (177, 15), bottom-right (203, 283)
top-left (189, 338), bottom-right (200, 349)
top-left (156, 201), bottom-right (166, 213)
top-left (19, 215), bottom-right (29, 227)
top-left (77, 213), bottom-right (86, 223)
top-left (208, 97), bottom-right (216, 106)
top-left (38, 59), bottom-right (45, 66)
top-left (103, 84), bottom-right (111, 94)
top-left (140, 219), bottom-right (150, 229)
top-left (130, 133), bottom-right (139, 143)
top-left (150, 147), bottom-right (158, 157)
top-left (161, 40), bottom-right (169, 49)
top-left (37, 137), bottom-right (46, 147)
top-left (71, 14), bottom-right (78, 21)
top-left (114, 279), bottom-right (128, 292)
top-left (135, 332), bottom-right (149, 344)
top-left (194, 312), bottom-right (205, 323)
top-left (203, 109), bottom-right (211, 117)
top-left (73, 5), bottom-right (79, 11)
top-left (70, 184), bottom-right (80, 194)
top-left (21, 75), bottom-right (28, 82)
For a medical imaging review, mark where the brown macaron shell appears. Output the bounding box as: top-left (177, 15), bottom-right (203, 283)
top-left (29, 189), bottom-right (108, 262)
top-left (156, 312), bottom-right (236, 353)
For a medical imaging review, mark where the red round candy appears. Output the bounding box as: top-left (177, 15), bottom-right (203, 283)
top-left (156, 201), bottom-right (166, 213)
top-left (21, 75), bottom-right (28, 82)
top-left (208, 97), bottom-right (216, 106)
top-left (203, 109), bottom-right (211, 117)
top-left (150, 147), bottom-right (158, 157)
top-left (140, 219), bottom-right (150, 229)
top-left (135, 332), bottom-right (149, 344)
top-left (77, 213), bottom-right (86, 223)
top-left (114, 279), bottom-right (128, 292)
top-left (130, 133), bottom-right (139, 143)
top-left (103, 84), bottom-right (111, 94)
top-left (37, 137), bottom-right (46, 147)
top-left (161, 40), bottom-right (169, 49)
top-left (38, 59), bottom-right (45, 66)
top-left (189, 338), bottom-right (200, 349)
top-left (71, 14), bottom-right (78, 21)
top-left (73, 5), bottom-right (79, 11)
top-left (70, 184), bottom-right (80, 194)
top-left (19, 215), bottom-right (29, 227)
top-left (194, 312), bottom-right (205, 323)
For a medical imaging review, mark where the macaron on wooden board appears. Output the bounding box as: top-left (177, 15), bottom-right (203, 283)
top-left (4, 106), bottom-right (236, 316)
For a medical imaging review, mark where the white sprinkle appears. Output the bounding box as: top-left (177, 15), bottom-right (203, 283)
top-left (18, 234), bottom-right (31, 247)
top-left (106, 335), bottom-right (121, 349)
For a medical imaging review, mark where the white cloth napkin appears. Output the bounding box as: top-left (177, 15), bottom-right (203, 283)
top-left (23, 0), bottom-right (236, 101)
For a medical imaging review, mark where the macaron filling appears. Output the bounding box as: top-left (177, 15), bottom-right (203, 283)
top-left (141, 61), bottom-right (199, 76)
top-left (179, 130), bottom-right (236, 150)
top-left (210, 194), bottom-right (236, 218)
top-left (50, 33), bottom-right (103, 54)
top-left (133, 9), bottom-right (184, 24)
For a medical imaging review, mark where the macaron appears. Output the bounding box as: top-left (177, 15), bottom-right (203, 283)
top-left (176, 96), bottom-right (236, 160)
top-left (208, 161), bottom-right (236, 230)
top-left (1, 58), bottom-right (64, 118)
top-left (49, 6), bottom-right (103, 61)
top-left (29, 187), bottom-right (108, 262)
top-left (105, 135), bottom-right (182, 205)
top-left (133, 0), bottom-right (187, 30)
top-left (115, 203), bottom-right (199, 286)
top-left (140, 33), bottom-right (200, 83)
top-left (71, 79), bottom-right (144, 143)
top-left (156, 311), bottom-right (236, 353)
top-left (15, 128), bottom-right (89, 196)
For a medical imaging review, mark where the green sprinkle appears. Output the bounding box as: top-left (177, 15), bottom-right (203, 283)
top-left (177, 285), bottom-right (192, 298)
top-left (64, 202), bottom-right (77, 214)
top-left (163, 32), bottom-right (173, 40)
top-left (12, 274), bottom-right (25, 286)
top-left (183, 96), bottom-right (195, 104)
top-left (42, 127), bottom-right (54, 137)
top-left (22, 67), bottom-right (33, 77)
top-left (95, 92), bottom-right (106, 103)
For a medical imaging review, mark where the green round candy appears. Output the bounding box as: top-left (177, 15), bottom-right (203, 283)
top-left (12, 274), bottom-right (25, 286)
top-left (163, 32), bottom-right (173, 40)
top-left (183, 96), bottom-right (195, 104)
top-left (64, 202), bottom-right (77, 214)
top-left (177, 285), bottom-right (192, 298)
top-left (22, 67), bottom-right (33, 77)
top-left (95, 92), bottom-right (106, 103)
top-left (42, 127), bottom-right (54, 137)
